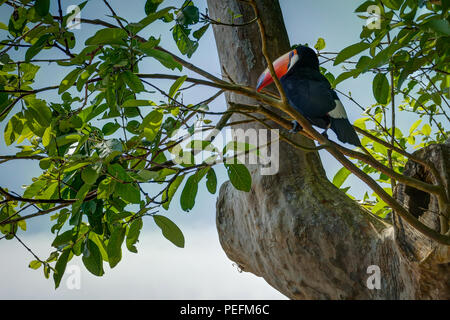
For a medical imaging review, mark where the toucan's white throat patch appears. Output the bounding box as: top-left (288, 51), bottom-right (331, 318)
top-left (328, 99), bottom-right (348, 119)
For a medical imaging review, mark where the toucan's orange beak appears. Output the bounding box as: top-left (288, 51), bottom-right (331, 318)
top-left (256, 49), bottom-right (297, 92)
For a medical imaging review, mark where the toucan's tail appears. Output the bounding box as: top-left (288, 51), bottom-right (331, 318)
top-left (330, 118), bottom-right (361, 146)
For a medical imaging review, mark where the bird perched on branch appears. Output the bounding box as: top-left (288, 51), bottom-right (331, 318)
top-left (256, 45), bottom-right (361, 147)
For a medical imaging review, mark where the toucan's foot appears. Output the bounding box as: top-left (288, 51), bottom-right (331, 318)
top-left (321, 129), bottom-right (329, 139)
top-left (289, 120), bottom-right (302, 133)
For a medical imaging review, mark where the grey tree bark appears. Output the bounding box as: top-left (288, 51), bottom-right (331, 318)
top-left (207, 0), bottom-right (449, 299)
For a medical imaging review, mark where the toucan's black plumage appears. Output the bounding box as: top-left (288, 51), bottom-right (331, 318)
top-left (257, 46), bottom-right (361, 146)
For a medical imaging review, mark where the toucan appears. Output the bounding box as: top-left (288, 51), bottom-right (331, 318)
top-left (256, 45), bottom-right (361, 147)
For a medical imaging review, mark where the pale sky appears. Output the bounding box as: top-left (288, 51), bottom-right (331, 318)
top-left (0, 0), bottom-right (430, 299)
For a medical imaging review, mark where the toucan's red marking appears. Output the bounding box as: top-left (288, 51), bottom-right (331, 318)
top-left (256, 49), bottom-right (297, 92)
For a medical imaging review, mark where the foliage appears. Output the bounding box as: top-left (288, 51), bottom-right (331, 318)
top-left (0, 0), bottom-right (251, 287)
top-left (324, 0), bottom-right (449, 218)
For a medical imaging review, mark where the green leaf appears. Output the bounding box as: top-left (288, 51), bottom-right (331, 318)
top-left (153, 215), bottom-right (184, 248)
top-left (43, 264), bottom-right (50, 279)
top-left (314, 37), bottom-right (326, 51)
top-left (107, 225), bottom-right (126, 268)
top-left (89, 233), bottom-right (109, 262)
top-left (409, 119), bottom-right (422, 135)
top-left (86, 200), bottom-right (104, 235)
top-left (224, 163), bottom-right (252, 192)
top-left (137, 169), bottom-right (159, 181)
top-left (4, 115), bottom-right (22, 146)
top-left (35, 0), bottom-right (50, 16)
top-left (102, 122), bottom-right (120, 136)
top-left (354, 1), bottom-right (376, 12)
top-left (122, 99), bottom-right (154, 108)
top-left (223, 141), bottom-right (257, 155)
top-left (145, 0), bottom-right (164, 14)
top-left (53, 249), bottom-right (71, 289)
top-left (38, 158), bottom-right (50, 170)
top-left (82, 239), bottom-right (104, 276)
top-left (333, 69), bottom-right (360, 87)
top-left (162, 174), bottom-right (184, 210)
top-left (77, 63), bottom-right (98, 91)
top-left (172, 24), bottom-right (198, 58)
top-left (133, 7), bottom-right (174, 34)
top-left (108, 164), bottom-right (132, 182)
top-left (169, 75), bottom-right (187, 98)
top-left (372, 199), bottom-right (388, 215)
top-left (79, 103), bottom-right (108, 123)
top-left (23, 179), bottom-right (46, 199)
top-left (206, 168), bottom-right (217, 194)
top-left (115, 183), bottom-right (141, 204)
top-left (71, 184), bottom-right (90, 223)
top-left (42, 126), bottom-right (53, 147)
top-left (422, 123), bottom-right (432, 136)
top-left (180, 174), bottom-right (198, 212)
top-left (340, 186), bottom-right (351, 194)
top-left (332, 167), bottom-right (351, 188)
top-left (193, 24), bottom-right (210, 40)
top-left (140, 110), bottom-right (163, 141)
top-left (372, 73), bottom-right (390, 104)
top-left (81, 167), bottom-right (99, 185)
top-left (51, 229), bottom-right (74, 248)
top-left (354, 117), bottom-right (369, 130)
top-left (55, 133), bottom-right (81, 147)
top-left (97, 177), bottom-right (115, 200)
top-left (356, 56), bottom-right (372, 72)
top-left (25, 34), bottom-right (51, 62)
top-left (126, 218), bottom-right (143, 253)
top-left (29, 260), bottom-right (42, 270)
top-left (334, 42), bottom-right (370, 65)
top-left (397, 68), bottom-right (411, 91)
top-left (424, 19), bottom-right (450, 36)
top-left (59, 68), bottom-right (82, 94)
top-left (85, 28), bottom-right (128, 46)
top-left (397, 57), bottom-right (427, 90)
top-left (27, 99), bottom-right (52, 129)
top-left (122, 71), bottom-right (145, 93)
top-left (373, 141), bottom-right (387, 155)
top-left (383, 0), bottom-right (402, 10)
top-left (178, 6), bottom-right (199, 25)
top-left (139, 45), bottom-right (182, 71)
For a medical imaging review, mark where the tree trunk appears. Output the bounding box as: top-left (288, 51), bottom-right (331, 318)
top-left (207, 0), bottom-right (449, 299)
